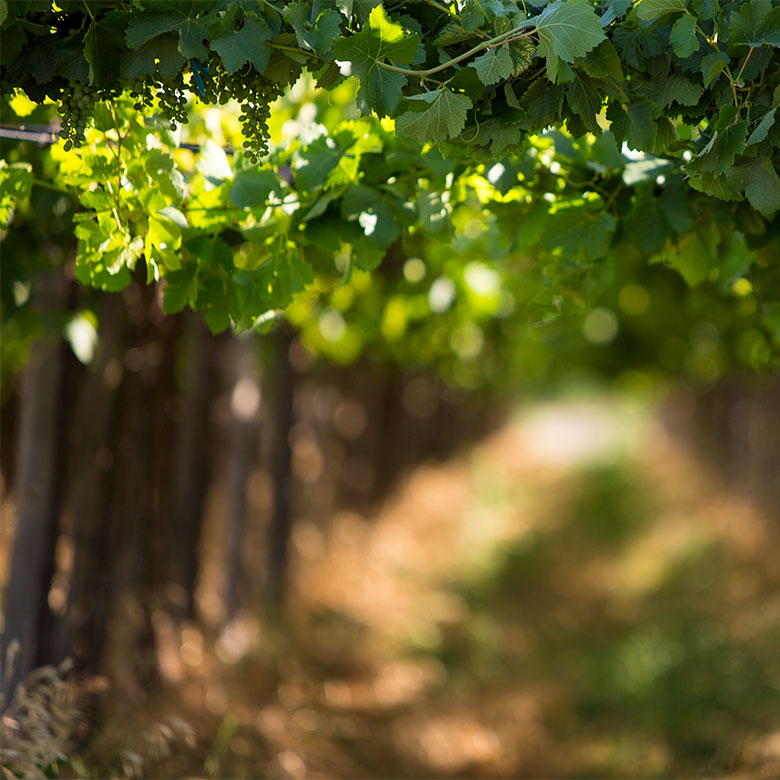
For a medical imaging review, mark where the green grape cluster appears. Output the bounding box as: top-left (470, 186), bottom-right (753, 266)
top-left (122, 63), bottom-right (282, 161)
top-left (156, 73), bottom-right (189, 130)
top-left (128, 74), bottom-right (188, 129)
top-left (208, 65), bottom-right (283, 163)
top-left (237, 92), bottom-right (279, 164)
top-left (57, 82), bottom-right (101, 150)
top-left (128, 77), bottom-right (155, 112)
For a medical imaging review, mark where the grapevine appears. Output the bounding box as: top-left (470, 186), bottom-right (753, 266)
top-left (0, 0), bottom-right (776, 211)
top-left (0, 0), bottom-right (778, 355)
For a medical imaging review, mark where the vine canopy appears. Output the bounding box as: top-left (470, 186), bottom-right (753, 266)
top-left (1, 0), bottom-right (779, 210)
top-left (0, 0), bottom-right (779, 371)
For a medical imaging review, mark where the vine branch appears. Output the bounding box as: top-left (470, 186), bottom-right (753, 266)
top-left (378, 19), bottom-right (536, 78)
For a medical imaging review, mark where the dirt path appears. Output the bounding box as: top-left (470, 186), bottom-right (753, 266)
top-left (97, 398), bottom-right (780, 779)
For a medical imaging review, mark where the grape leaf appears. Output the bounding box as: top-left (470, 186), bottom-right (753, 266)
top-left (688, 171), bottom-right (742, 201)
top-left (315, 61), bottom-right (343, 89)
top-left (273, 251), bottom-right (314, 298)
top-left (341, 184), bottom-right (401, 248)
top-left (700, 51), bottom-right (729, 86)
top-left (657, 232), bottom-right (713, 286)
top-left (163, 264), bottom-right (198, 314)
top-left (738, 46), bottom-right (773, 80)
top-left (348, 233), bottom-right (385, 271)
top-left (209, 14), bottom-right (272, 74)
top-left (0, 161), bottom-right (33, 224)
top-left (635, 0), bottom-right (688, 22)
top-left (481, 120), bottom-right (524, 157)
top-left (295, 138), bottom-right (344, 191)
top-left (670, 13), bottom-right (699, 58)
top-left (74, 248), bottom-right (132, 292)
top-left (545, 52), bottom-right (576, 83)
top-left (395, 89), bottom-right (473, 144)
top-left (542, 206), bottom-right (615, 260)
top-left (300, 188), bottom-right (345, 223)
top-left (28, 37), bottom-right (56, 84)
top-left (147, 208), bottom-right (185, 270)
top-left (0, 25), bottom-right (27, 67)
top-left (229, 169), bottom-right (277, 209)
top-left (84, 13), bottom-right (127, 88)
top-left (460, 0), bottom-right (487, 31)
top-left (566, 73), bottom-right (603, 133)
top-left (332, 5), bottom-right (420, 115)
top-left (264, 44), bottom-right (304, 88)
top-left (504, 82), bottom-right (522, 108)
top-left (283, 4), bottom-right (343, 56)
top-left (121, 32), bottom-right (184, 81)
top-left (746, 107), bottom-right (777, 147)
top-left (653, 118), bottom-right (679, 155)
top-left (589, 130), bottom-right (624, 171)
top-left (580, 40), bottom-right (624, 82)
top-left (743, 160), bottom-right (780, 215)
top-left (728, 0), bottom-right (780, 48)
top-left (692, 0), bottom-right (718, 21)
top-left (205, 306), bottom-right (231, 334)
top-left (608, 98), bottom-right (658, 151)
top-left (686, 119), bottom-right (749, 176)
top-left (509, 37), bottom-right (537, 77)
top-left (206, 3), bottom-right (240, 39)
top-left (658, 74), bottom-right (704, 107)
top-left (307, 9), bottom-right (343, 55)
top-left (600, 0), bottom-right (632, 25)
top-left (435, 22), bottom-right (475, 47)
top-left (534, 0), bottom-right (607, 64)
top-left (521, 78), bottom-right (564, 129)
top-left (471, 44), bottom-right (513, 86)
top-left (658, 182), bottom-right (693, 232)
top-left (280, 1), bottom-right (310, 47)
top-left (353, 0), bottom-right (382, 23)
top-left (126, 11), bottom-right (209, 60)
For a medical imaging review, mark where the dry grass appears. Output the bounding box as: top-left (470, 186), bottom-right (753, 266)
top-left (0, 644), bottom-right (81, 779)
top-left (0, 640), bottom-right (198, 780)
